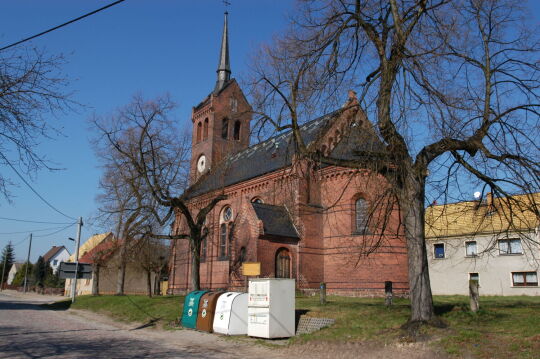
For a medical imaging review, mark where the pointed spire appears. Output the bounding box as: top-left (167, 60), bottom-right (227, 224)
top-left (214, 11), bottom-right (231, 93)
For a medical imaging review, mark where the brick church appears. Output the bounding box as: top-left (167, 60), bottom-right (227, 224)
top-left (168, 13), bottom-right (409, 296)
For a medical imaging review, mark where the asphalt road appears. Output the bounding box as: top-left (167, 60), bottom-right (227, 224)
top-left (0, 291), bottom-right (284, 359)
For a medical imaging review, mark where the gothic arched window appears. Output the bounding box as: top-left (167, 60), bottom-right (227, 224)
top-left (355, 197), bottom-right (370, 234)
top-left (219, 206), bottom-right (233, 259)
top-left (203, 118), bottom-right (209, 140)
top-left (196, 122), bottom-right (202, 143)
top-left (233, 120), bottom-right (241, 140)
top-left (222, 118), bottom-right (229, 139)
top-left (275, 248), bottom-right (291, 278)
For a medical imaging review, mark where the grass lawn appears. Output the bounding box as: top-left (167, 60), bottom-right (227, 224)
top-left (44, 294), bottom-right (540, 358)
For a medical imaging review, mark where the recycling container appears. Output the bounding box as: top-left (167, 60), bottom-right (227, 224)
top-left (213, 292), bottom-right (248, 335)
top-left (196, 291), bottom-right (223, 332)
top-left (181, 290), bottom-right (208, 329)
top-left (248, 278), bottom-right (295, 338)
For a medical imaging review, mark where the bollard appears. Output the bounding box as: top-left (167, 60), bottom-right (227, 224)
top-left (385, 281), bottom-right (393, 306)
top-left (320, 282), bottom-right (327, 304)
top-left (469, 280), bottom-right (479, 312)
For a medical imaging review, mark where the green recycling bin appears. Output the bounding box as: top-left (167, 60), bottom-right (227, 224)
top-left (181, 290), bottom-right (208, 329)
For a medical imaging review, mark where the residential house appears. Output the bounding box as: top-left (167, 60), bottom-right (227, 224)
top-left (6, 262), bottom-right (24, 285)
top-left (43, 245), bottom-right (70, 274)
top-left (426, 192), bottom-right (540, 295)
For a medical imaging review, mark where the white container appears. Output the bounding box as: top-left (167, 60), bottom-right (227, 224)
top-left (247, 278), bottom-right (295, 338)
top-left (212, 292), bottom-right (248, 335)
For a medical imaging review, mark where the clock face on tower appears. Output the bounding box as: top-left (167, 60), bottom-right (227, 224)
top-left (197, 155), bottom-right (207, 173)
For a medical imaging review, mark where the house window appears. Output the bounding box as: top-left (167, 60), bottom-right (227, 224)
top-left (469, 273), bottom-right (479, 282)
top-left (53, 259), bottom-right (58, 266)
top-left (222, 118), bottom-right (229, 139)
top-left (233, 120), bottom-right (241, 141)
top-left (465, 241), bottom-right (477, 257)
top-left (512, 272), bottom-right (538, 287)
top-left (275, 248), bottom-right (291, 278)
top-left (203, 118), bottom-right (209, 140)
top-left (498, 238), bottom-right (523, 255)
top-left (354, 197), bottom-right (369, 234)
top-left (434, 243), bottom-right (445, 259)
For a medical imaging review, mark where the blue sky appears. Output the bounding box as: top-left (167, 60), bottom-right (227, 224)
top-left (1, 0), bottom-right (539, 262)
top-left (0, 0), bottom-right (294, 261)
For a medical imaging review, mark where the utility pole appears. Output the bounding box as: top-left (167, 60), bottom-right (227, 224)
top-left (23, 233), bottom-right (32, 293)
top-left (70, 217), bottom-right (83, 303)
top-left (0, 254), bottom-right (7, 292)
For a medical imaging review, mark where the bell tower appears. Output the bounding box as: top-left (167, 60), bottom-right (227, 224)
top-left (190, 11), bottom-right (252, 183)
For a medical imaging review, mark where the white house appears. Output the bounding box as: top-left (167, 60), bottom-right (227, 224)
top-left (6, 262), bottom-right (24, 285)
top-left (43, 246), bottom-right (70, 274)
top-left (426, 193), bottom-right (540, 296)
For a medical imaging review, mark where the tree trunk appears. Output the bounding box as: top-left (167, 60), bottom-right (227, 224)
top-left (146, 270), bottom-right (152, 297)
top-left (116, 261), bottom-right (126, 295)
top-left (190, 240), bottom-right (201, 291)
top-left (401, 176), bottom-right (435, 324)
top-left (92, 265), bottom-right (100, 296)
top-left (116, 242), bottom-right (127, 295)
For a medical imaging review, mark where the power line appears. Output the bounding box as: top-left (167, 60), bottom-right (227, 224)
top-left (0, 0), bottom-right (127, 52)
top-left (0, 224), bottom-right (75, 235)
top-left (0, 152), bottom-right (76, 220)
top-left (0, 216), bottom-right (74, 225)
top-left (34, 223), bottom-right (76, 238)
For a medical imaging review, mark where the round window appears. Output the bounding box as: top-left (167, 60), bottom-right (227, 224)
top-left (223, 207), bottom-right (233, 221)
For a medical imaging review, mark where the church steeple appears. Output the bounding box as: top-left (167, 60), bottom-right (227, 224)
top-left (214, 11), bottom-right (231, 93)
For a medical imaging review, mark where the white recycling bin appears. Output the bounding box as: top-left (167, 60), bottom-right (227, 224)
top-left (248, 278), bottom-right (295, 338)
top-left (212, 292), bottom-right (248, 335)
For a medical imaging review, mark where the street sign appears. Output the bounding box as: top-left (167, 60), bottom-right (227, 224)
top-left (58, 262), bottom-right (93, 279)
top-left (242, 262), bottom-right (261, 276)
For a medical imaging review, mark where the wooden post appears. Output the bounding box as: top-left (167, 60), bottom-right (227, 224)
top-left (385, 281), bottom-right (393, 306)
top-left (320, 282), bottom-right (326, 304)
top-left (469, 280), bottom-right (480, 312)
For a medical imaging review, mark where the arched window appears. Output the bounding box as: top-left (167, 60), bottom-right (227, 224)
top-left (355, 197), bottom-right (370, 234)
top-left (239, 247), bottom-right (247, 263)
top-left (219, 206), bottom-right (233, 259)
top-left (222, 118), bottom-right (229, 139)
top-left (200, 235), bottom-right (207, 262)
top-left (251, 197), bottom-right (263, 204)
top-left (233, 120), bottom-right (241, 140)
top-left (196, 122), bottom-right (202, 143)
top-left (275, 248), bottom-right (291, 278)
top-left (203, 118), bottom-right (209, 140)
top-left (219, 224), bottom-right (227, 258)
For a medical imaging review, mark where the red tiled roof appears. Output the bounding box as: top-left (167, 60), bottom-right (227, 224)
top-left (78, 240), bottom-right (120, 264)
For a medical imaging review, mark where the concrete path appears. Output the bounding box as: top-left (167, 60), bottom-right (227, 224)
top-left (0, 290), bottom-right (286, 359)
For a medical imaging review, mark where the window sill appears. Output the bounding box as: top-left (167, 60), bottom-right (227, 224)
top-left (465, 255), bottom-right (478, 258)
top-left (499, 253), bottom-right (524, 256)
top-left (511, 285), bottom-right (538, 288)
top-left (433, 257), bottom-right (446, 260)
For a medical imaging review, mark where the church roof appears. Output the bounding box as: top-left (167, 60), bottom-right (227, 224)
top-left (252, 203), bottom-right (299, 239)
top-left (186, 109), bottom-right (384, 198)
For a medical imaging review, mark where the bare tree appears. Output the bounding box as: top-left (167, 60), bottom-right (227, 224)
top-left (92, 94), bottom-right (226, 291)
top-left (0, 47), bottom-right (73, 200)
top-left (249, 0), bottom-right (540, 327)
top-left (132, 237), bottom-right (169, 297)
